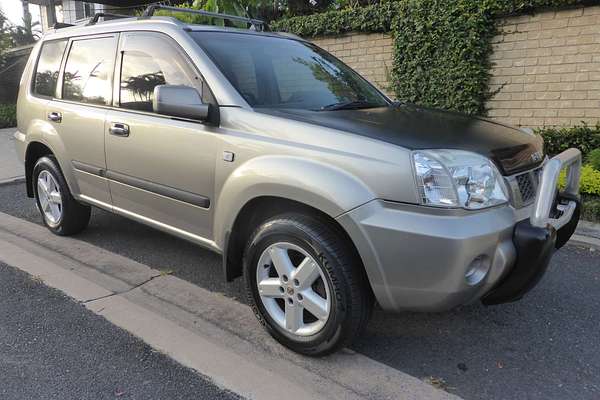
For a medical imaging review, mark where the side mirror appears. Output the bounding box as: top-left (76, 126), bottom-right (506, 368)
top-left (153, 85), bottom-right (209, 121)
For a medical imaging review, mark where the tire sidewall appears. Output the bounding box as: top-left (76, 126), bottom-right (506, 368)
top-left (33, 156), bottom-right (70, 234)
top-left (244, 217), bottom-right (352, 355)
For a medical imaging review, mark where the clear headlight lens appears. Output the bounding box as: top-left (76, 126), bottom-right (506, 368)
top-left (412, 150), bottom-right (508, 210)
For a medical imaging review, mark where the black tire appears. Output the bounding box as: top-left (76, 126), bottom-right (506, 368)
top-left (243, 213), bottom-right (373, 356)
top-left (32, 156), bottom-right (91, 236)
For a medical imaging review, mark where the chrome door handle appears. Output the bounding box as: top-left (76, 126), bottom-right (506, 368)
top-left (47, 112), bottom-right (62, 123)
top-left (109, 122), bottom-right (130, 137)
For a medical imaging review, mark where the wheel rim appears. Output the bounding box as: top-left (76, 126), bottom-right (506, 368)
top-left (256, 242), bottom-right (331, 336)
top-left (37, 170), bottom-right (63, 226)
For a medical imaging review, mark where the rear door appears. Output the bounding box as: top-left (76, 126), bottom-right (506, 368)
top-left (48, 34), bottom-right (118, 205)
top-left (104, 31), bottom-right (217, 240)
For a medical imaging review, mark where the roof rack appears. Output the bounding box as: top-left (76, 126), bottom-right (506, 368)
top-left (141, 4), bottom-right (268, 32)
top-left (53, 22), bottom-right (75, 29)
top-left (87, 12), bottom-right (132, 26)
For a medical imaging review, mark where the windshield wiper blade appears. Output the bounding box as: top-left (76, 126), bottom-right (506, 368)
top-left (319, 100), bottom-right (381, 111)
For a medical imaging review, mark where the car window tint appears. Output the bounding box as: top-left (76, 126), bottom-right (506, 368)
top-left (34, 40), bottom-right (67, 97)
top-left (119, 33), bottom-right (201, 113)
top-left (62, 36), bottom-right (116, 105)
top-left (227, 51), bottom-right (258, 105)
top-left (191, 32), bottom-right (388, 110)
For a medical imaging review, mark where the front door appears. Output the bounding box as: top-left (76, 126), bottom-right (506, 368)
top-left (104, 32), bottom-right (217, 241)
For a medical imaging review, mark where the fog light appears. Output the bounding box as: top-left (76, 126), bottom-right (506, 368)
top-left (465, 256), bottom-right (490, 286)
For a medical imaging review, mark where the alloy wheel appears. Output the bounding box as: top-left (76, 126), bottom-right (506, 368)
top-left (256, 242), bottom-right (331, 336)
top-left (37, 170), bottom-right (63, 226)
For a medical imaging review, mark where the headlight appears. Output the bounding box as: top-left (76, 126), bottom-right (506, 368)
top-left (412, 150), bottom-right (508, 210)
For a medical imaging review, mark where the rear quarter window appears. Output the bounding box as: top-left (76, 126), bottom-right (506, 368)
top-left (33, 40), bottom-right (67, 97)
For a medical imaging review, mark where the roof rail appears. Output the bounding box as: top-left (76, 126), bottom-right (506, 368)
top-left (87, 12), bottom-right (132, 26)
top-left (141, 4), bottom-right (268, 31)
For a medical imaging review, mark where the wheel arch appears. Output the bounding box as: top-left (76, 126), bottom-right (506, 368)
top-left (221, 195), bottom-right (373, 298)
top-left (25, 141), bottom-right (54, 197)
top-left (214, 156), bottom-right (375, 282)
top-left (24, 136), bottom-right (79, 199)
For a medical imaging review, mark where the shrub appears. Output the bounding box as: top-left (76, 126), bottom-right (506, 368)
top-left (582, 196), bottom-right (600, 223)
top-left (559, 164), bottom-right (600, 197)
top-left (578, 165), bottom-right (600, 197)
top-left (536, 124), bottom-right (600, 158)
top-left (586, 148), bottom-right (600, 171)
top-left (0, 103), bottom-right (16, 128)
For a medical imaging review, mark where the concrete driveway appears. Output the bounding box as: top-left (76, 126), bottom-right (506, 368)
top-left (0, 128), bottom-right (23, 184)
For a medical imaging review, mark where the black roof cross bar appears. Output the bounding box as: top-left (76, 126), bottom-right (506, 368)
top-left (53, 22), bottom-right (75, 29)
top-left (141, 4), bottom-right (268, 31)
top-left (87, 12), bottom-right (132, 25)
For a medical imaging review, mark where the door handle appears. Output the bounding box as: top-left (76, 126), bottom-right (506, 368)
top-left (109, 122), bottom-right (130, 137)
top-left (47, 112), bottom-right (62, 123)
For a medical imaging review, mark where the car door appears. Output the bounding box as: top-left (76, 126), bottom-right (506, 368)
top-left (47, 34), bottom-right (118, 205)
top-left (104, 31), bottom-right (217, 241)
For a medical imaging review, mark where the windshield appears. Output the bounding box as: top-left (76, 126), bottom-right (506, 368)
top-left (190, 31), bottom-right (389, 111)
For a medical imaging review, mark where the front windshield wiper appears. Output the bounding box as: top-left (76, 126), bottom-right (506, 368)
top-left (318, 100), bottom-right (383, 111)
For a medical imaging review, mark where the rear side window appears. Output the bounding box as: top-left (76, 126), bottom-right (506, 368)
top-left (34, 40), bottom-right (67, 97)
top-left (62, 36), bottom-right (116, 105)
top-left (119, 32), bottom-right (204, 113)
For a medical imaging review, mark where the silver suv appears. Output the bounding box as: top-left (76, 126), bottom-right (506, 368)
top-left (15, 6), bottom-right (582, 355)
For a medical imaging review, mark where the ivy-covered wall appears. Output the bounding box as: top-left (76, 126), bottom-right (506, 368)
top-left (272, 0), bottom-right (600, 116)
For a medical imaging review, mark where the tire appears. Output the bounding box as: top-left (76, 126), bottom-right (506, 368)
top-left (243, 213), bottom-right (373, 356)
top-left (32, 156), bottom-right (91, 236)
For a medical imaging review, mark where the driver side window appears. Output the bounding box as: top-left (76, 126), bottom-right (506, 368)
top-left (118, 32), bottom-right (211, 113)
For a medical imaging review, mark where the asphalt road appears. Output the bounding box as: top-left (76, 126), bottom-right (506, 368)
top-left (1, 181), bottom-right (599, 400)
top-left (0, 261), bottom-right (239, 400)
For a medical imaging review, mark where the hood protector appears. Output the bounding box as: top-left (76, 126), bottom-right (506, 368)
top-left (258, 105), bottom-right (544, 175)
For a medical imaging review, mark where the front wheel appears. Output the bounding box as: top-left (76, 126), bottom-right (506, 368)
top-left (244, 213), bottom-right (372, 356)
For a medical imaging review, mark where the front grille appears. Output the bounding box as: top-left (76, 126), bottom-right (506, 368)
top-left (516, 173), bottom-right (536, 203)
top-left (507, 167), bottom-right (542, 208)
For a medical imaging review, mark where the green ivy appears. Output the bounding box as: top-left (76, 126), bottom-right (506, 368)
top-left (270, 2), bottom-right (398, 36)
top-left (272, 0), bottom-right (600, 115)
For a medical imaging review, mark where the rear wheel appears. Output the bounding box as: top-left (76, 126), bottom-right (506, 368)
top-left (244, 213), bottom-right (372, 356)
top-left (33, 156), bottom-right (91, 235)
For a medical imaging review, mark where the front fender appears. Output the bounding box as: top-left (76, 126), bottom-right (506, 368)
top-left (213, 155), bottom-right (376, 249)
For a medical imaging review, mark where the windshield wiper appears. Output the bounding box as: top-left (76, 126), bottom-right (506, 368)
top-left (319, 100), bottom-right (382, 111)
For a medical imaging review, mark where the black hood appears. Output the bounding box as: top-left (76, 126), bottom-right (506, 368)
top-left (258, 105), bottom-right (544, 175)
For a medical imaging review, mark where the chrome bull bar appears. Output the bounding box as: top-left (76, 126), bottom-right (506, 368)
top-left (531, 148), bottom-right (582, 230)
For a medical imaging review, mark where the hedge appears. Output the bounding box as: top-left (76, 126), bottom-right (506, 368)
top-left (536, 123), bottom-right (600, 159)
top-left (582, 196), bottom-right (600, 222)
top-left (588, 149), bottom-right (600, 171)
top-left (0, 104), bottom-right (16, 129)
top-left (272, 0), bottom-right (600, 115)
top-left (564, 165), bottom-right (600, 196)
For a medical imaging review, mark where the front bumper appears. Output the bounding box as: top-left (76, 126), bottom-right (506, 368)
top-left (336, 148), bottom-right (582, 312)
